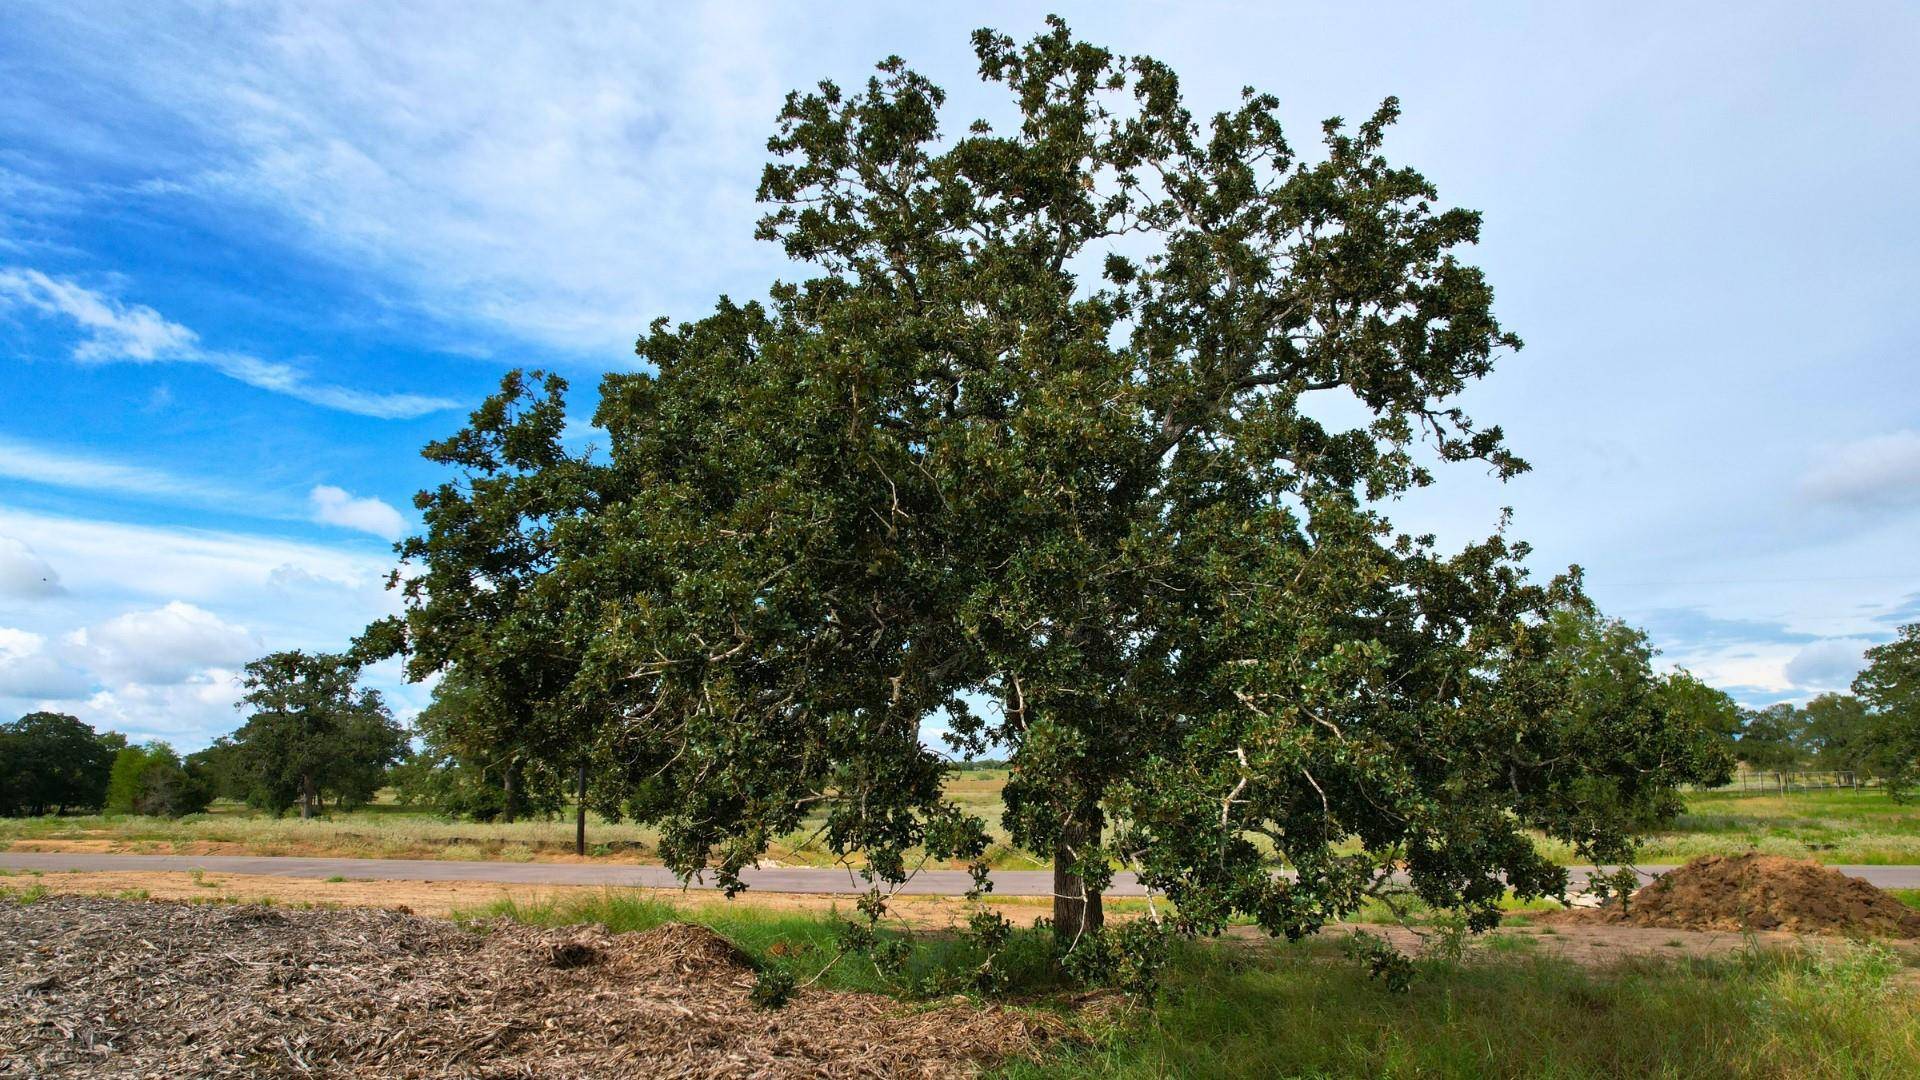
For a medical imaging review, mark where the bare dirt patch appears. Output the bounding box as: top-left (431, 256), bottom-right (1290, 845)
top-left (1568, 854), bottom-right (1920, 936)
top-left (0, 895), bottom-right (1069, 1078)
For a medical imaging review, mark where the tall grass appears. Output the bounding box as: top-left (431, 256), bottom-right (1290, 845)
top-left (1001, 940), bottom-right (1920, 1079)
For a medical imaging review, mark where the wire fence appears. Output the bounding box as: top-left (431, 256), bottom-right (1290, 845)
top-left (1705, 768), bottom-right (1879, 795)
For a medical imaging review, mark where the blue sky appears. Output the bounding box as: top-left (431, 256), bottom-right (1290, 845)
top-left (2, 2), bottom-right (1917, 749)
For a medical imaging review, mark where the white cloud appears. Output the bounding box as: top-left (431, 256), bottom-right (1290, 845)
top-left (0, 627), bottom-right (92, 698)
top-left (77, 668), bottom-right (248, 743)
top-left (68, 601), bottom-right (261, 684)
top-left (1782, 638), bottom-right (1873, 693)
top-left (309, 484), bottom-right (406, 540)
top-left (0, 267), bottom-right (458, 418)
top-left (1802, 430), bottom-right (1920, 510)
top-left (0, 508), bottom-right (404, 745)
top-left (0, 536), bottom-right (63, 599)
top-left (0, 507), bottom-right (392, 608)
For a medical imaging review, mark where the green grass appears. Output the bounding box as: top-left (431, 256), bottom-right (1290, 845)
top-left (1000, 940), bottom-right (1920, 1079)
top-left (1531, 787), bottom-right (1920, 866)
top-left (459, 888), bottom-right (1920, 1079)
top-left (452, 889), bottom-right (1069, 998)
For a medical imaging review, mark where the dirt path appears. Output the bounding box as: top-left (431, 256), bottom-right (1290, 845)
top-left (12, 850), bottom-right (1920, 895)
top-left (0, 869), bottom-right (1037, 924)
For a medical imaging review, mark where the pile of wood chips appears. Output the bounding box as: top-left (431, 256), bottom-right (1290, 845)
top-left (0, 895), bottom-right (1071, 1078)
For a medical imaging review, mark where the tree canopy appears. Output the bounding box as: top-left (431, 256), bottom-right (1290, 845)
top-left (0, 711), bottom-right (121, 817)
top-left (374, 20), bottom-right (1732, 968)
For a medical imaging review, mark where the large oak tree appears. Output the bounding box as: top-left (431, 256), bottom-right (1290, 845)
top-left (388, 21), bottom-right (1729, 958)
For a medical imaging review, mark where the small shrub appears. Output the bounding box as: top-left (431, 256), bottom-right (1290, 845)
top-left (751, 965), bottom-right (796, 1008)
top-left (1421, 911), bottom-right (1473, 963)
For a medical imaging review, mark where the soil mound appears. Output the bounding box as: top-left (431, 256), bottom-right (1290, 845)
top-left (0, 895), bottom-right (1072, 1078)
top-left (1601, 854), bottom-right (1920, 936)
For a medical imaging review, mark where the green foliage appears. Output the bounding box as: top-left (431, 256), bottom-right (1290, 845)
top-left (1856, 623), bottom-right (1920, 797)
top-left (1800, 692), bottom-right (1883, 779)
top-left (104, 742), bottom-right (214, 818)
top-left (391, 668), bottom-right (574, 821)
top-left (229, 650), bottom-right (406, 818)
top-left (0, 711), bottom-right (120, 816)
top-left (749, 964), bottom-right (797, 1009)
top-left (1736, 702), bottom-right (1809, 780)
top-left (1654, 670), bottom-right (1743, 749)
top-left (379, 20), bottom-right (1730, 992)
top-left (360, 367), bottom-right (602, 827)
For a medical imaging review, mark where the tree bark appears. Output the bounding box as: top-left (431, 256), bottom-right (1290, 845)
top-left (575, 762), bottom-right (588, 856)
top-left (501, 757), bottom-right (520, 825)
top-left (300, 774), bottom-right (317, 820)
top-left (1052, 807), bottom-right (1104, 946)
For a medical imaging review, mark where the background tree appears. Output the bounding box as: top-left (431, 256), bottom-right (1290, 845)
top-left (1856, 623), bottom-right (1920, 797)
top-left (362, 370), bottom-right (602, 832)
top-left (514, 19), bottom-right (1734, 963)
top-left (0, 712), bottom-right (120, 816)
top-left (1799, 692), bottom-right (1876, 786)
top-left (1736, 703), bottom-right (1807, 792)
top-left (230, 650), bottom-right (406, 818)
top-left (392, 666), bottom-right (571, 821)
top-left (105, 741), bottom-right (214, 818)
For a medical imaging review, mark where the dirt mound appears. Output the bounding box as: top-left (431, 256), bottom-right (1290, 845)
top-left (1598, 854), bottom-right (1920, 936)
top-left (0, 895), bottom-right (1072, 1078)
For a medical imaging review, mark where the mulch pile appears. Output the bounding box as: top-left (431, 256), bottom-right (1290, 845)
top-left (0, 895), bottom-right (1071, 1078)
top-left (1592, 854), bottom-right (1920, 937)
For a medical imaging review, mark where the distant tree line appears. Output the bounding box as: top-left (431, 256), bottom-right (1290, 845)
top-left (0, 649), bottom-right (406, 820)
top-left (1724, 624), bottom-right (1920, 794)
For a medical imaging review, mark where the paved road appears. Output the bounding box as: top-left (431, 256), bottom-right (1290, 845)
top-left (8, 852), bottom-right (1920, 896)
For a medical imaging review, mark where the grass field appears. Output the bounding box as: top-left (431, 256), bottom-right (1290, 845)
top-left (455, 889), bottom-right (1920, 1079)
top-left (7, 774), bottom-right (1919, 871)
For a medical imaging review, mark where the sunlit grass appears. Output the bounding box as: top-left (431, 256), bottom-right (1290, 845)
top-left (999, 940), bottom-right (1920, 1079)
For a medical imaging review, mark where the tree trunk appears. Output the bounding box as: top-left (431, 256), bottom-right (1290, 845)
top-left (575, 762), bottom-right (588, 857)
top-left (300, 775), bottom-right (317, 820)
top-left (501, 757), bottom-right (519, 825)
top-left (1052, 807), bottom-right (1104, 946)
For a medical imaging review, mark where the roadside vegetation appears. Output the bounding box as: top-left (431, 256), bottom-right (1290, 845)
top-left (451, 889), bottom-right (1920, 1079)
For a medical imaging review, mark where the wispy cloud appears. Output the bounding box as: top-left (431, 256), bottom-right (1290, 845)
top-left (0, 267), bottom-right (457, 417)
top-left (1802, 429), bottom-right (1920, 511)
top-left (25, 4), bottom-right (798, 354)
top-left (0, 435), bottom-right (257, 506)
top-left (0, 506), bottom-right (404, 744)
